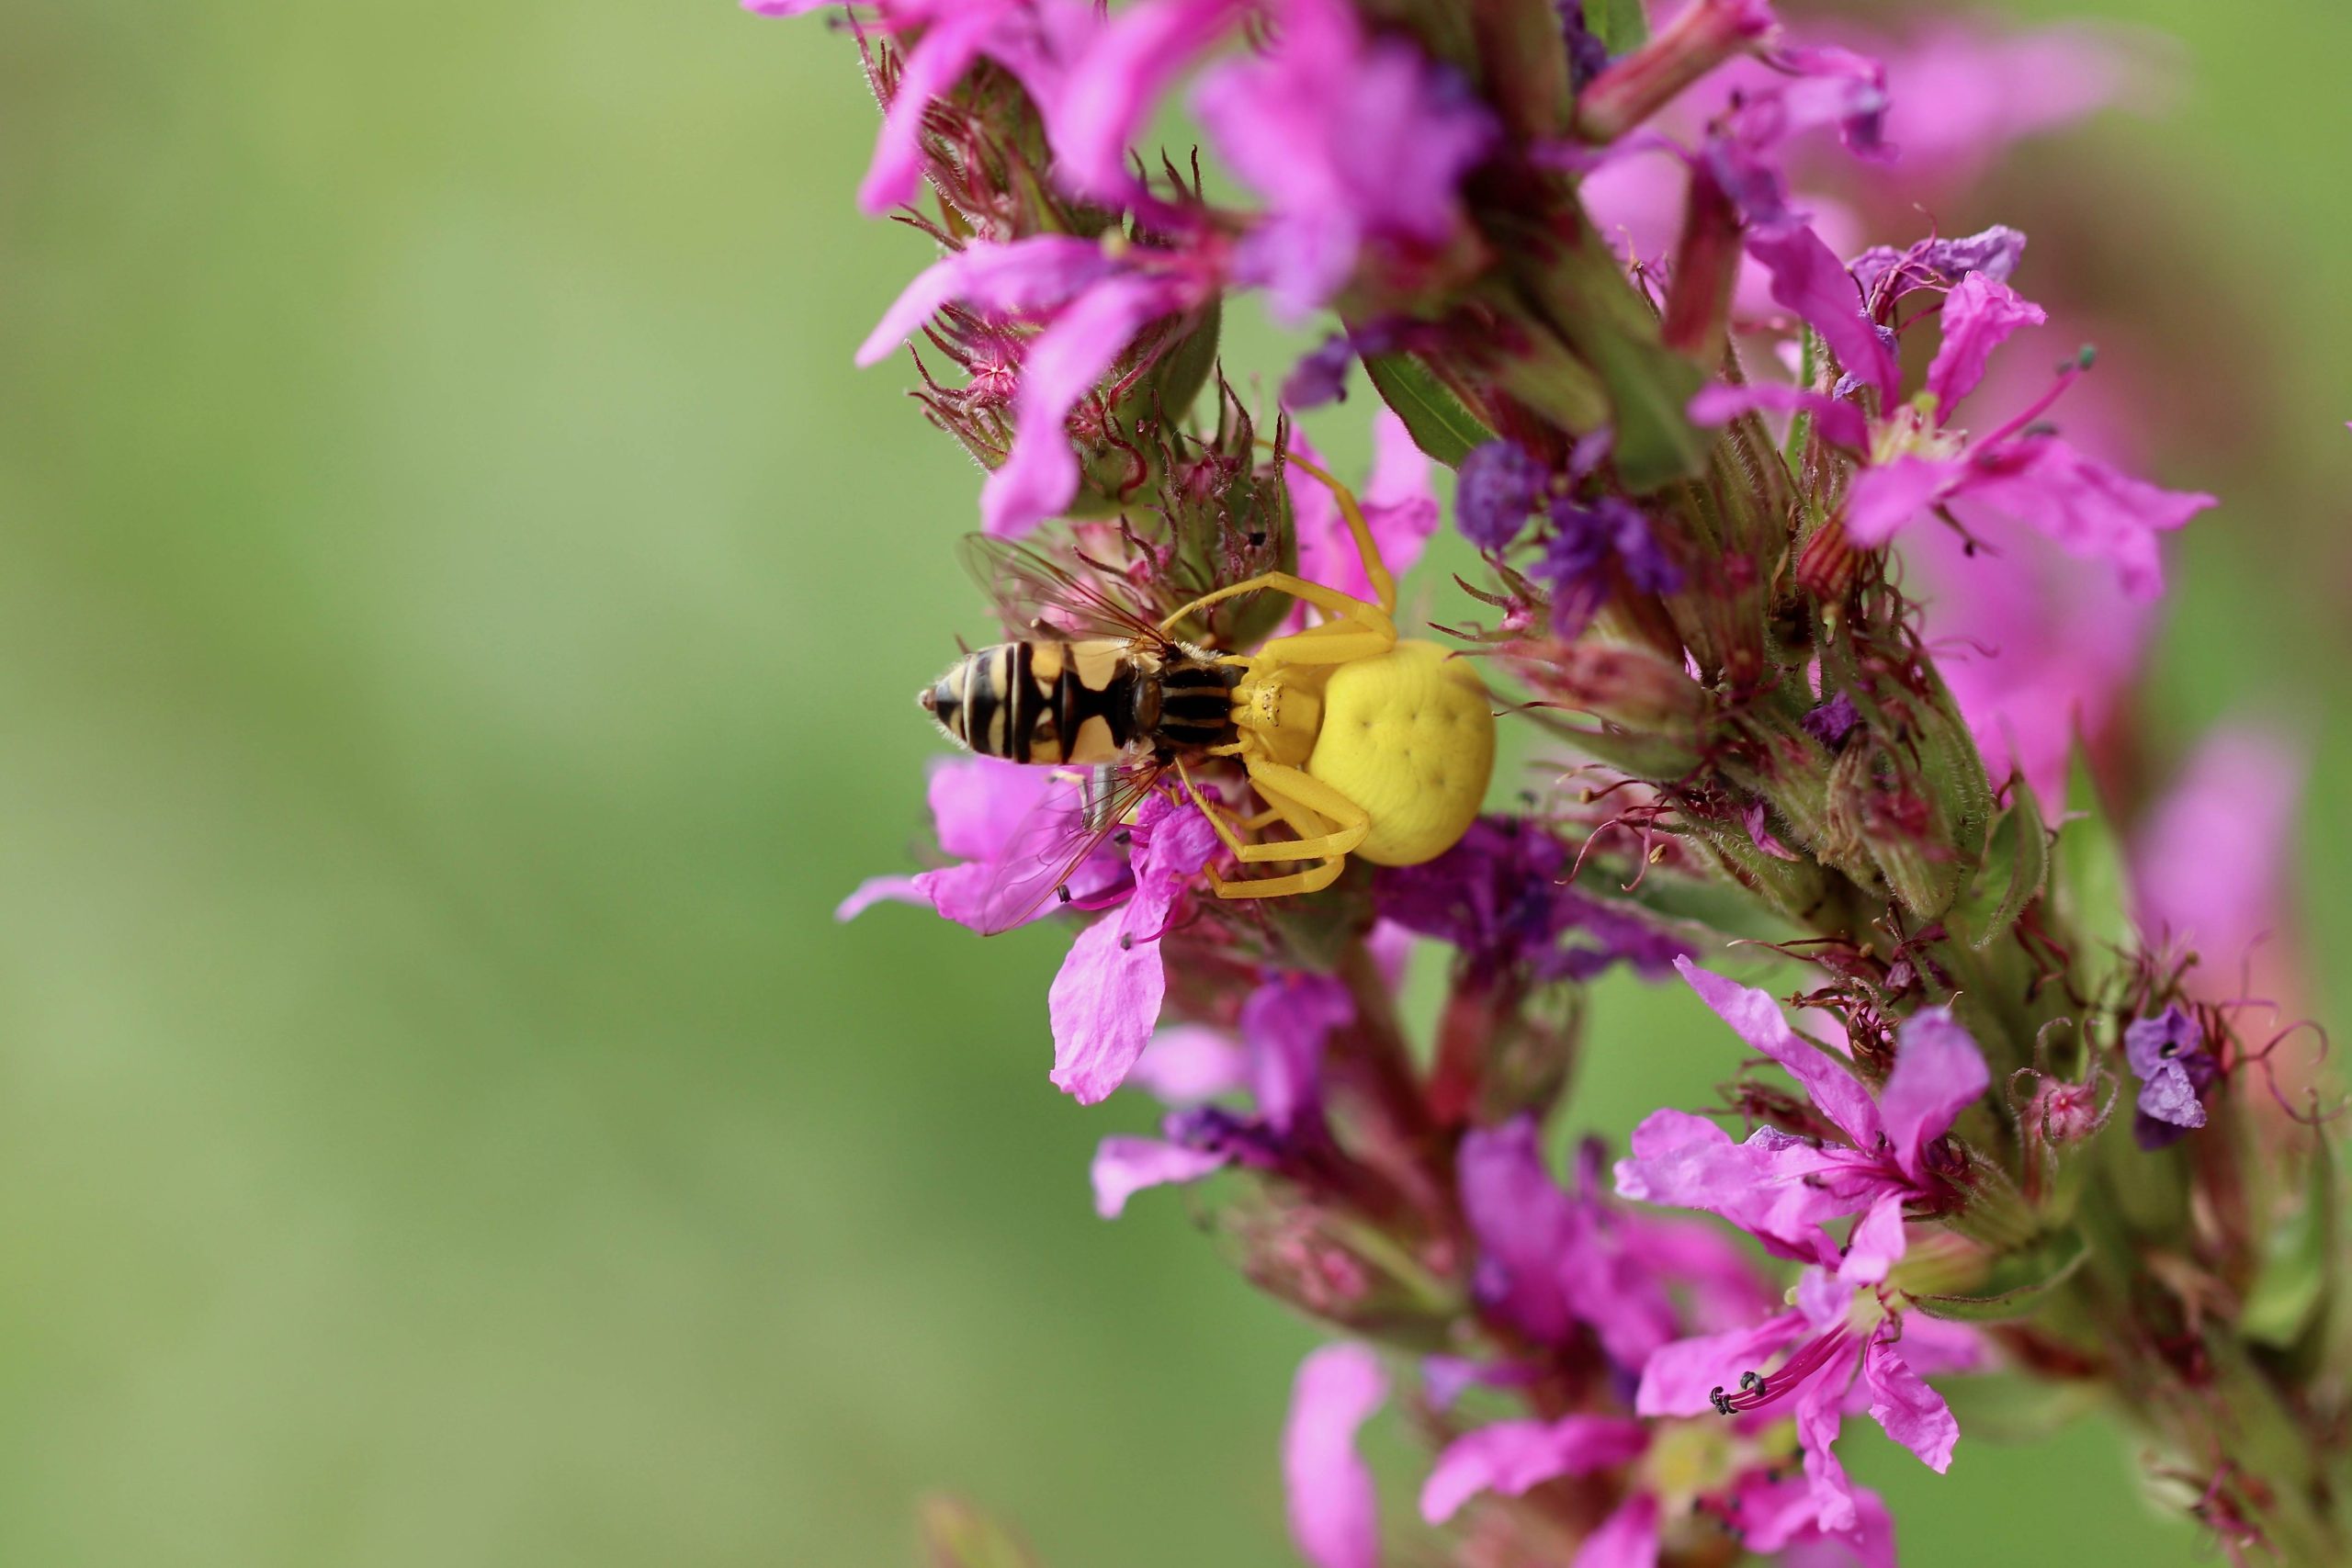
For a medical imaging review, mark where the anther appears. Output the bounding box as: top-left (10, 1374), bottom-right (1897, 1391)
top-left (1119, 933), bottom-right (1134, 951)
top-left (1708, 1385), bottom-right (1736, 1416)
top-left (1056, 886), bottom-right (1072, 904)
top-left (1740, 1370), bottom-right (1769, 1398)
top-left (2075, 344), bottom-right (2098, 370)
top-left (1114, 829), bottom-right (1132, 846)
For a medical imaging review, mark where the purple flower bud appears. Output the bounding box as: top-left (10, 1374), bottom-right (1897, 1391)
top-left (1536, 497), bottom-right (1681, 633)
top-left (2124, 1006), bottom-right (2215, 1145)
top-left (1282, 333), bottom-right (1359, 411)
top-left (1803, 692), bottom-right (1862, 747)
top-left (1454, 440), bottom-right (1548, 551)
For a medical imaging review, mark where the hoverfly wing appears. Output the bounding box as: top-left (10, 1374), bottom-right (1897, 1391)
top-left (968, 758), bottom-right (1170, 936)
top-left (958, 534), bottom-right (1173, 648)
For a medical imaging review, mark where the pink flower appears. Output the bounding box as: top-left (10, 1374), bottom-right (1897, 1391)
top-left (1421, 1377), bottom-right (1908, 1564)
top-left (1192, 0), bottom-right (1493, 323)
top-left (1419, 1414), bottom-right (1647, 1527)
top-left (836, 754), bottom-right (1126, 930)
top-left (1048, 793), bottom-right (1223, 1104)
top-left (1088, 971), bottom-right (1352, 1213)
top-left (1283, 1344), bottom-right (1386, 1568)
top-left (1614, 960), bottom-right (1988, 1278)
top-left (1695, 267), bottom-right (2214, 596)
top-left (1055, 0), bottom-right (1253, 198)
top-left (1636, 1269), bottom-right (1983, 1533)
top-left (858, 234), bottom-right (1220, 536)
top-left (1459, 1118), bottom-right (1773, 1371)
top-left (2133, 724), bottom-right (2305, 978)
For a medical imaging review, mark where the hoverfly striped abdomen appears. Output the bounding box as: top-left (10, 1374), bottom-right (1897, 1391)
top-left (921, 639), bottom-right (1239, 767)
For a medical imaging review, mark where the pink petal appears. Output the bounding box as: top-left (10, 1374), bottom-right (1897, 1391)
top-left (835, 874), bottom-right (928, 921)
top-left (1745, 220), bottom-right (1897, 401)
top-left (1461, 1117), bottom-right (1577, 1343)
top-left (2132, 724), bottom-right (2305, 971)
top-left (1634, 1311), bottom-right (1807, 1417)
top-left (1844, 454), bottom-right (1963, 546)
top-left (1889, 1313), bottom-right (1987, 1380)
top-left (1242, 973), bottom-right (1352, 1135)
top-left (1056, 0), bottom-right (1247, 197)
top-left (1047, 912), bottom-right (1166, 1105)
top-left (1953, 435), bottom-right (2212, 598)
top-left (1879, 1008), bottom-right (1990, 1182)
top-left (1572, 1493), bottom-right (1662, 1568)
top-left (1688, 381), bottom-right (1870, 452)
top-left (1792, 1337), bottom-right (1865, 1534)
top-left (854, 235), bottom-right (1115, 367)
top-left (1420, 1416), bottom-right (1646, 1524)
top-left (1046, 801), bottom-right (1219, 1102)
top-left (1837, 1191), bottom-right (1908, 1286)
top-left (928, 755), bottom-right (1054, 861)
top-left (1676, 957), bottom-right (1883, 1149)
top-left (857, 4), bottom-right (1011, 216)
top-left (1925, 272), bottom-right (2046, 413)
top-left (980, 272), bottom-right (1180, 536)
top-left (1861, 1324), bottom-right (1960, 1472)
top-left (1090, 1135), bottom-right (1228, 1217)
top-left (1283, 1344), bottom-right (1387, 1568)
top-left (1125, 1026), bottom-right (1249, 1105)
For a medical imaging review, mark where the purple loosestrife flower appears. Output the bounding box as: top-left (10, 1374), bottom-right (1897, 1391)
top-left (1283, 1343), bottom-right (1386, 1568)
top-left (837, 755), bottom-right (1125, 928)
top-left (1616, 960), bottom-right (1989, 1277)
top-left (1054, 0), bottom-right (1252, 198)
top-left (1420, 1401), bottom-right (1903, 1566)
top-left (1090, 972), bottom-right (1352, 1214)
top-left (1693, 267), bottom-right (2215, 596)
top-left (2124, 1006), bottom-right (2215, 1147)
top-left (2134, 724), bottom-right (2305, 982)
top-left (1535, 495), bottom-right (1681, 635)
top-left (1802, 692), bottom-right (1860, 748)
top-left (1635, 1265), bottom-right (1983, 1534)
top-left (1454, 440), bottom-right (1549, 552)
top-left (1048, 793), bottom-right (1225, 1103)
top-left (1193, 0), bottom-right (1495, 323)
top-left (858, 233), bottom-right (1223, 536)
top-left (1460, 1119), bottom-right (1773, 1371)
top-left (863, 0), bottom-right (1101, 217)
top-left (1377, 817), bottom-right (1688, 985)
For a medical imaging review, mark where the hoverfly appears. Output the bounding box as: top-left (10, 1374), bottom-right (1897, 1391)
top-left (920, 457), bottom-right (1496, 933)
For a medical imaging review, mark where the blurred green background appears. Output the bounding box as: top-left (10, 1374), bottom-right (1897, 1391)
top-left (0, 0), bottom-right (2344, 1562)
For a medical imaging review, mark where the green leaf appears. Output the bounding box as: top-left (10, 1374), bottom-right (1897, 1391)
top-left (1963, 778), bottom-right (2050, 951)
top-left (2242, 1145), bottom-right (2337, 1348)
top-left (1911, 1234), bottom-right (2088, 1323)
top-left (1582, 0), bottom-right (1647, 53)
top-left (1363, 353), bottom-right (1495, 468)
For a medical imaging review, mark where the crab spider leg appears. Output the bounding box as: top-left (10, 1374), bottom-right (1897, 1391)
top-left (1234, 760), bottom-right (1370, 863)
top-left (1277, 449), bottom-right (1396, 616)
top-left (1159, 570), bottom-right (1394, 643)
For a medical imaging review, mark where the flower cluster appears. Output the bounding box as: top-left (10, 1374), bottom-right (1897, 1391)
top-left (768, 1), bottom-right (2344, 1564)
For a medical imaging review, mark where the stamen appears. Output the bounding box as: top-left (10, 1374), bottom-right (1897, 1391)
top-left (1718, 1326), bottom-right (1855, 1415)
